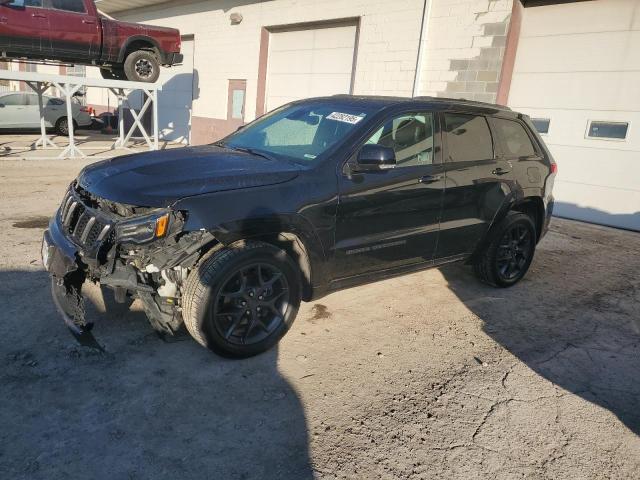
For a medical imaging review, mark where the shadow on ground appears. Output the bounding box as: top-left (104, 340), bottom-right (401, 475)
top-left (440, 235), bottom-right (640, 436)
top-left (554, 201), bottom-right (639, 233)
top-left (0, 269), bottom-right (312, 480)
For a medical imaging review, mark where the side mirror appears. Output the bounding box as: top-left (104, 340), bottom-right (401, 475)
top-left (354, 144), bottom-right (396, 172)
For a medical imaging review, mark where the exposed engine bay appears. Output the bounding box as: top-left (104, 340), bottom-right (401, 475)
top-left (44, 182), bottom-right (215, 342)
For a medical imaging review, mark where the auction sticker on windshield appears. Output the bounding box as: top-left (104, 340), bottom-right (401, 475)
top-left (327, 112), bottom-right (365, 125)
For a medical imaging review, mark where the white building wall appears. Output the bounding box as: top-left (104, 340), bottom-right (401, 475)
top-left (508, 0), bottom-right (640, 231)
top-left (86, 0), bottom-right (516, 143)
top-left (92, 0), bottom-right (426, 125)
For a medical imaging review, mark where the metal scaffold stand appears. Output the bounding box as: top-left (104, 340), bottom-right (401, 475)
top-left (0, 70), bottom-right (160, 159)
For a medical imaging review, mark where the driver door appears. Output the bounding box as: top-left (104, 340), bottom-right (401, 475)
top-left (0, 0), bottom-right (51, 55)
top-left (0, 93), bottom-right (31, 127)
top-left (332, 110), bottom-right (445, 281)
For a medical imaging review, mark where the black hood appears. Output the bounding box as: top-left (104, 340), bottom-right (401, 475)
top-left (76, 145), bottom-right (301, 207)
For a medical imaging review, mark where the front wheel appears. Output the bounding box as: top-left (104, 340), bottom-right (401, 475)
top-left (123, 50), bottom-right (161, 83)
top-left (473, 212), bottom-right (537, 287)
top-left (182, 241), bottom-right (301, 358)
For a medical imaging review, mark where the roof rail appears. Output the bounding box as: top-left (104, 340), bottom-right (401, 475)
top-left (414, 95), bottom-right (512, 111)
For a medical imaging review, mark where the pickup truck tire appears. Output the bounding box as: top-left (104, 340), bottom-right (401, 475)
top-left (473, 212), bottom-right (536, 288)
top-left (182, 240), bottom-right (301, 358)
top-left (123, 50), bottom-right (161, 83)
top-left (55, 117), bottom-right (78, 136)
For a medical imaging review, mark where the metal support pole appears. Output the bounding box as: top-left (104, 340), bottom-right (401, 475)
top-left (118, 89), bottom-right (125, 148)
top-left (26, 81), bottom-right (56, 150)
top-left (55, 82), bottom-right (85, 159)
top-left (110, 87), bottom-right (159, 151)
top-left (153, 88), bottom-right (159, 150)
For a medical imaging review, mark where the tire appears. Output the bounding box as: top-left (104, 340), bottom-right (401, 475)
top-left (473, 212), bottom-right (536, 288)
top-left (123, 50), bottom-right (161, 83)
top-left (55, 117), bottom-right (77, 136)
top-left (182, 240), bottom-right (302, 358)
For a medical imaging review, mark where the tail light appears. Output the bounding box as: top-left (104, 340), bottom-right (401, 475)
top-left (80, 106), bottom-right (90, 113)
top-left (550, 162), bottom-right (558, 174)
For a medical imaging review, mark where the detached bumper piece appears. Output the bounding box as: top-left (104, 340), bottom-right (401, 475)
top-left (43, 219), bottom-right (103, 350)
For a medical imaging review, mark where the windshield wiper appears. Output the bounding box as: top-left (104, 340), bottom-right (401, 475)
top-left (226, 146), bottom-right (274, 161)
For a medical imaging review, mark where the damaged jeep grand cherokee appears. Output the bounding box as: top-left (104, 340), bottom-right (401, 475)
top-left (43, 95), bottom-right (556, 358)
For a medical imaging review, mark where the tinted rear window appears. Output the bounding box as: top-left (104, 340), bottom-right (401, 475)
top-left (491, 118), bottom-right (537, 157)
top-left (50, 0), bottom-right (86, 13)
top-left (443, 113), bottom-right (493, 162)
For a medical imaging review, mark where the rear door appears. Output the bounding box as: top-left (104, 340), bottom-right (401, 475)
top-left (0, 0), bottom-right (50, 56)
top-left (333, 109), bottom-right (445, 279)
top-left (45, 0), bottom-right (100, 60)
top-left (22, 93), bottom-right (43, 127)
top-left (436, 112), bottom-right (514, 259)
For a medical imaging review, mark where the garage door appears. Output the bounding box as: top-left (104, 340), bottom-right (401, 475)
top-left (265, 22), bottom-right (357, 112)
top-left (508, 0), bottom-right (640, 231)
top-left (156, 36), bottom-right (195, 144)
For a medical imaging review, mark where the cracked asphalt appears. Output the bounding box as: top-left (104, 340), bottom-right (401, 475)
top-left (1, 158), bottom-right (639, 479)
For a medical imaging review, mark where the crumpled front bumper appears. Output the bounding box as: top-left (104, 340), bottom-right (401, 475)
top-left (43, 216), bottom-right (100, 348)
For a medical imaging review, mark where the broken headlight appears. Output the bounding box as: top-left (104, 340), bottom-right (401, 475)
top-left (116, 210), bottom-right (173, 244)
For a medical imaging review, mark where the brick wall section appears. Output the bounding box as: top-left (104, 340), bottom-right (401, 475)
top-left (418, 0), bottom-right (514, 103)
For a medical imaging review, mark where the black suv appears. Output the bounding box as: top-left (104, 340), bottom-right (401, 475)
top-left (43, 95), bottom-right (556, 358)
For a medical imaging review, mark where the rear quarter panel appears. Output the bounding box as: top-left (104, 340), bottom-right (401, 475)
top-left (100, 18), bottom-right (180, 63)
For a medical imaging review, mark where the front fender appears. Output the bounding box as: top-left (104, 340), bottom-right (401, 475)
top-left (173, 192), bottom-right (332, 291)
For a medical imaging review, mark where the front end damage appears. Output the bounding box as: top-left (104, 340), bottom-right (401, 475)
top-left (43, 183), bottom-right (214, 345)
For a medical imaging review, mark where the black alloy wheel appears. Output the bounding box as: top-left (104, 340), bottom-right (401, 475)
top-left (495, 223), bottom-right (533, 282)
top-left (473, 212), bottom-right (537, 288)
top-left (212, 263), bottom-right (290, 346)
top-left (182, 240), bottom-right (302, 358)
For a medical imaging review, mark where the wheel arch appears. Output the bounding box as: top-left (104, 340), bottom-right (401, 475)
top-left (118, 36), bottom-right (161, 63)
top-left (469, 195), bottom-right (545, 264)
top-left (511, 197), bottom-right (545, 242)
top-left (243, 232), bottom-right (314, 301)
top-left (199, 226), bottom-right (322, 303)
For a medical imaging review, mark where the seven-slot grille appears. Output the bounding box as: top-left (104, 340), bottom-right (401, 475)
top-left (59, 190), bottom-right (111, 249)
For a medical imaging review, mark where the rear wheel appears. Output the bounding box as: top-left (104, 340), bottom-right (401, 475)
top-left (123, 50), bottom-right (161, 83)
top-left (473, 212), bottom-right (536, 287)
top-left (182, 241), bottom-right (301, 358)
top-left (55, 117), bottom-right (78, 136)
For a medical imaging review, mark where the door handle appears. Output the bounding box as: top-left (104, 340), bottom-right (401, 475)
top-left (419, 174), bottom-right (443, 184)
top-left (31, 13), bottom-right (46, 19)
top-left (82, 19), bottom-right (96, 25)
top-left (0, 17), bottom-right (7, 24)
top-left (492, 168), bottom-right (511, 176)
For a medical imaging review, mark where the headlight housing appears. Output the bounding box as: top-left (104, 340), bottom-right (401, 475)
top-left (116, 210), bottom-right (172, 244)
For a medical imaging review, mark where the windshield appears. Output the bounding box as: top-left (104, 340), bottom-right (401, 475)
top-left (221, 101), bottom-right (378, 164)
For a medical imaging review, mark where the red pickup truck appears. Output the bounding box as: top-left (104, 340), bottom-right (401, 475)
top-left (0, 0), bottom-right (183, 83)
